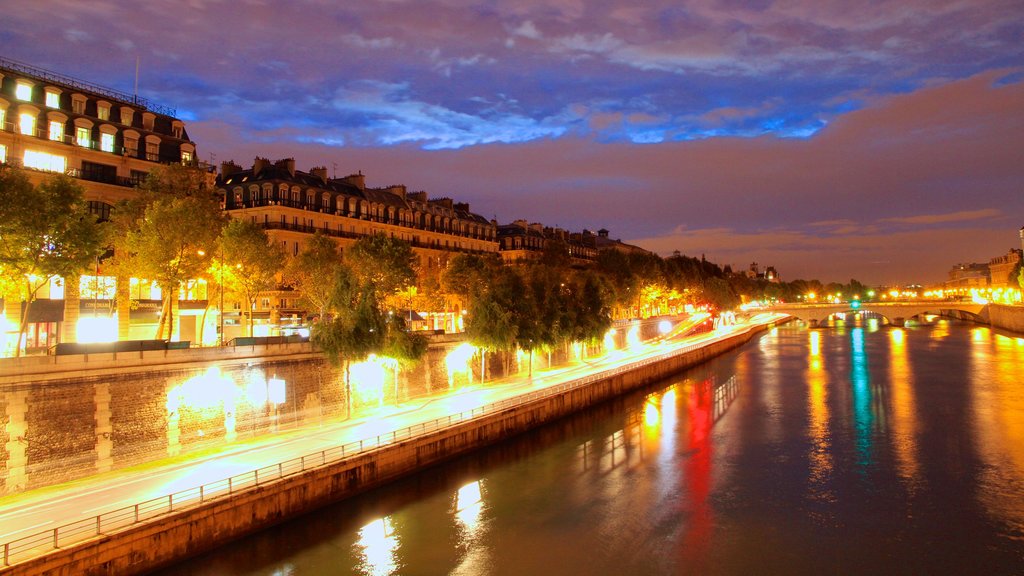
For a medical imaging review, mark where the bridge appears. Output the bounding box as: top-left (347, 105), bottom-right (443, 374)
top-left (768, 301), bottom-right (989, 327)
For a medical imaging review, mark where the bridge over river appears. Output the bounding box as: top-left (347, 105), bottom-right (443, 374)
top-left (768, 301), bottom-right (989, 327)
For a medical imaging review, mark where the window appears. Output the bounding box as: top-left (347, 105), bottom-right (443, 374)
top-left (124, 137), bottom-right (138, 156)
top-left (97, 103), bottom-right (110, 120)
top-left (76, 126), bottom-right (91, 147)
top-left (87, 201), bottom-right (113, 222)
top-left (72, 95), bottom-right (86, 115)
top-left (0, 108), bottom-right (5, 130)
top-left (16, 82), bottom-right (33, 101)
top-left (181, 149), bottom-right (192, 164)
top-left (19, 112), bottom-right (37, 136)
top-left (45, 92), bottom-right (59, 108)
top-left (23, 150), bottom-right (66, 172)
top-left (130, 169), bottom-right (148, 185)
top-left (120, 107), bottom-right (134, 126)
top-left (0, 144), bottom-right (6, 163)
top-left (100, 132), bottom-right (114, 152)
top-left (48, 120), bottom-right (64, 141)
top-left (145, 140), bottom-right (159, 161)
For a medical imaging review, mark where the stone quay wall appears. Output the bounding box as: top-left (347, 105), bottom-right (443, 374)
top-left (0, 316), bottom-right (682, 495)
top-left (2, 321), bottom-right (769, 576)
top-left (988, 304), bottom-right (1024, 334)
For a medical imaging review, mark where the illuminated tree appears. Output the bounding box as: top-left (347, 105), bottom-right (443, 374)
top-left (107, 165), bottom-right (225, 340)
top-left (347, 232), bottom-right (417, 304)
top-left (219, 219), bottom-right (285, 337)
top-left (0, 168), bottom-right (104, 356)
top-left (312, 234), bottom-right (426, 417)
top-left (283, 232), bottom-right (343, 320)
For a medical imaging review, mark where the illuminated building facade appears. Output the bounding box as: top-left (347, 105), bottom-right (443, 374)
top-left (0, 57), bottom-right (201, 353)
top-left (496, 221), bottom-right (648, 266)
top-left (216, 158), bottom-right (499, 332)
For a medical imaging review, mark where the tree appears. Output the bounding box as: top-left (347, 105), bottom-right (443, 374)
top-left (107, 165), bottom-right (225, 340)
top-left (348, 233), bottom-right (417, 301)
top-left (0, 168), bottom-right (104, 356)
top-left (283, 232), bottom-right (343, 320)
top-left (311, 235), bottom-right (427, 417)
top-left (220, 219), bottom-right (286, 337)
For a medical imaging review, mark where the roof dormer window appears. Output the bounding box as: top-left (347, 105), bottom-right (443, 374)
top-left (97, 101), bottom-right (111, 121)
top-left (71, 94), bottom-right (87, 115)
top-left (15, 81), bottom-right (33, 102)
top-left (45, 88), bottom-right (61, 109)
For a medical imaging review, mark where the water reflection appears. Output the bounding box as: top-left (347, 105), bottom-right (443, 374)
top-left (354, 516), bottom-right (398, 576)
top-left (161, 321), bottom-right (1024, 576)
top-left (887, 328), bottom-right (920, 490)
top-left (806, 330), bottom-right (832, 488)
top-left (850, 328), bottom-right (874, 467)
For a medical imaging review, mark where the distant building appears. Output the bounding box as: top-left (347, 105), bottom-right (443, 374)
top-left (945, 262), bottom-right (990, 291)
top-left (216, 158), bottom-right (499, 332)
top-left (988, 248), bottom-right (1022, 290)
top-left (496, 220), bottom-right (598, 266)
top-left (744, 262), bottom-right (780, 283)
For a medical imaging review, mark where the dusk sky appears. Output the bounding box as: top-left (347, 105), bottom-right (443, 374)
top-left (4, 0), bottom-right (1023, 285)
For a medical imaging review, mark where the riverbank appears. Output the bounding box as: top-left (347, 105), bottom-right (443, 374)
top-left (0, 317), bottom-right (781, 575)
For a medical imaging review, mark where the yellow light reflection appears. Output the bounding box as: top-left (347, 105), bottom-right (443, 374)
top-left (644, 400), bottom-right (660, 428)
top-left (356, 517), bottom-right (398, 576)
top-left (626, 325), bottom-right (641, 348)
top-left (603, 328), bottom-right (617, 353)
top-left (167, 367), bottom-right (239, 412)
top-left (76, 316), bottom-right (118, 343)
top-left (446, 343), bottom-right (476, 386)
top-left (888, 328), bottom-right (920, 488)
top-left (455, 480), bottom-right (485, 533)
top-left (806, 331), bottom-right (831, 486)
top-left (350, 355), bottom-right (389, 406)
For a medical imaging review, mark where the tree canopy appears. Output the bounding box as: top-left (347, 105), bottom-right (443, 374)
top-left (0, 167), bottom-right (104, 355)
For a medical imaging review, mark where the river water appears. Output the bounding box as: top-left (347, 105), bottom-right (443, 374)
top-left (160, 319), bottom-right (1024, 575)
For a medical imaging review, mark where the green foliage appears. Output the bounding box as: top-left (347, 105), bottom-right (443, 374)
top-left (219, 219), bottom-right (286, 336)
top-left (348, 233), bottom-right (417, 299)
top-left (283, 232), bottom-right (343, 319)
top-left (311, 235), bottom-right (426, 368)
top-left (0, 167), bottom-right (104, 354)
top-left (106, 165), bottom-right (225, 339)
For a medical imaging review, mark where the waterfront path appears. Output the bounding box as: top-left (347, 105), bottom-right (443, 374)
top-left (0, 314), bottom-right (784, 566)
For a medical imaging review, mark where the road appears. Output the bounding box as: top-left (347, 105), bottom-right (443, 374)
top-left (0, 314), bottom-right (782, 551)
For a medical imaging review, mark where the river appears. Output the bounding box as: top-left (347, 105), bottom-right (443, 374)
top-left (158, 318), bottom-right (1024, 575)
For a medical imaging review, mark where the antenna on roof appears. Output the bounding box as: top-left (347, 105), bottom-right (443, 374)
top-left (332, 162), bottom-right (337, 179)
top-left (133, 55), bottom-right (140, 104)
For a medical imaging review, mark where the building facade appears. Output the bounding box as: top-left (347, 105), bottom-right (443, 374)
top-left (216, 158), bottom-right (499, 333)
top-left (0, 57), bottom-right (201, 354)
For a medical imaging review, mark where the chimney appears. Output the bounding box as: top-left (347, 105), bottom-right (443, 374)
top-left (454, 202), bottom-right (469, 213)
top-left (310, 166), bottom-right (328, 183)
top-left (342, 172), bottom-right (366, 190)
top-left (253, 157), bottom-right (269, 175)
top-left (220, 160), bottom-right (242, 178)
top-left (408, 191), bottom-right (427, 203)
top-left (275, 158), bottom-right (296, 176)
top-left (387, 184), bottom-right (407, 198)
top-left (1019, 226), bottom-right (1024, 252)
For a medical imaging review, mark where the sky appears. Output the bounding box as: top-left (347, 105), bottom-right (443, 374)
top-left (3, 0), bottom-right (1023, 286)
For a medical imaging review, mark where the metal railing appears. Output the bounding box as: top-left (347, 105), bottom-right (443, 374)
top-left (0, 327), bottom-right (754, 568)
top-left (0, 56), bottom-right (177, 117)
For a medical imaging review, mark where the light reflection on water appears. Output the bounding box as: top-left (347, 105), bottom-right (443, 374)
top-left (159, 321), bottom-right (1024, 575)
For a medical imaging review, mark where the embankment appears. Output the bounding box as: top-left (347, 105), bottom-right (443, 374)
top-left (2, 321), bottom-right (775, 576)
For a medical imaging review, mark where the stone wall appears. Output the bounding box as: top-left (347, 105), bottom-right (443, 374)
top-left (988, 304), bottom-right (1024, 334)
top-left (0, 316), bottom-right (683, 495)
